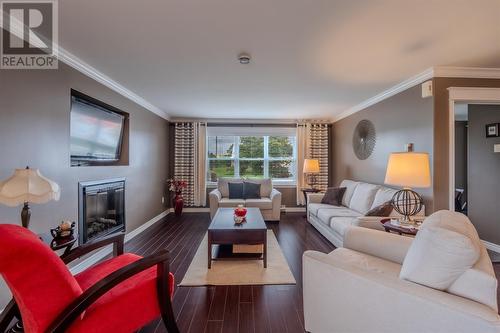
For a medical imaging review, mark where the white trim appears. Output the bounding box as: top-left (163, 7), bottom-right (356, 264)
top-left (447, 87), bottom-right (500, 209)
top-left (482, 240), bottom-right (500, 254)
top-left (58, 48), bottom-right (169, 120)
top-left (69, 210), bottom-right (170, 274)
top-left (283, 207), bottom-right (306, 212)
top-left (0, 17), bottom-right (169, 120)
top-left (333, 66), bottom-right (500, 123)
top-left (332, 68), bottom-right (434, 122)
top-left (171, 118), bottom-right (331, 124)
top-left (434, 67), bottom-right (500, 79)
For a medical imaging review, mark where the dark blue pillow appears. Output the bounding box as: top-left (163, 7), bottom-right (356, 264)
top-left (243, 182), bottom-right (261, 199)
top-left (228, 182), bottom-right (244, 199)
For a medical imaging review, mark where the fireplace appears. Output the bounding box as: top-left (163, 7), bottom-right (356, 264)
top-left (78, 178), bottom-right (125, 244)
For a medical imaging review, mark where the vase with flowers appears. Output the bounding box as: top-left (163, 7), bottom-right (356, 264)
top-left (167, 178), bottom-right (187, 216)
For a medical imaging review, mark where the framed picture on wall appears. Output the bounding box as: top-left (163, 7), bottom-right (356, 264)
top-left (485, 123), bottom-right (499, 138)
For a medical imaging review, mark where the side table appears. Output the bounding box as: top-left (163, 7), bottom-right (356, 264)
top-left (39, 233), bottom-right (77, 256)
top-left (302, 188), bottom-right (321, 218)
top-left (382, 219), bottom-right (418, 236)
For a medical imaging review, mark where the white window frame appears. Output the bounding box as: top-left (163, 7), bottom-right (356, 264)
top-left (206, 132), bottom-right (297, 187)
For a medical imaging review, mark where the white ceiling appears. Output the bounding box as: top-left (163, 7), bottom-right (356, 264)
top-left (60, 0), bottom-right (500, 120)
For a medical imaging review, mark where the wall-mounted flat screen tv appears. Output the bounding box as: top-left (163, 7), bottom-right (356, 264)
top-left (70, 91), bottom-right (125, 165)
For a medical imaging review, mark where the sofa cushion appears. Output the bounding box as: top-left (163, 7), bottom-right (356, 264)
top-left (348, 183), bottom-right (380, 214)
top-left (329, 217), bottom-right (358, 237)
top-left (228, 182), bottom-right (244, 199)
top-left (317, 208), bottom-right (361, 228)
top-left (243, 182), bottom-right (261, 199)
top-left (244, 178), bottom-right (272, 197)
top-left (371, 187), bottom-right (398, 210)
top-left (421, 210), bottom-right (497, 311)
top-left (321, 187), bottom-right (346, 206)
top-left (308, 203), bottom-right (336, 217)
top-left (245, 198), bottom-right (273, 210)
top-left (400, 226), bottom-right (480, 290)
top-left (219, 198), bottom-right (245, 207)
top-left (218, 178), bottom-right (243, 198)
top-left (339, 180), bottom-right (359, 207)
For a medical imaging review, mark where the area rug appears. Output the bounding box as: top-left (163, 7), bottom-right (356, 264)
top-left (179, 230), bottom-right (296, 286)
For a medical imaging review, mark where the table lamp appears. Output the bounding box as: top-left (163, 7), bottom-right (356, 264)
top-left (303, 159), bottom-right (320, 189)
top-left (384, 150), bottom-right (431, 225)
top-left (0, 166), bottom-right (60, 228)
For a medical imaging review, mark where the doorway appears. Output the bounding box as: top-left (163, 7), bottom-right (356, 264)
top-left (449, 87), bottom-right (500, 248)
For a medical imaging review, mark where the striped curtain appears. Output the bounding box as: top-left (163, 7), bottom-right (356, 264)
top-left (174, 123), bottom-right (195, 206)
top-left (308, 123), bottom-right (329, 191)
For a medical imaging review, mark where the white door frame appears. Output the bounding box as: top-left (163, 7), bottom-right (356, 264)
top-left (448, 87), bottom-right (500, 208)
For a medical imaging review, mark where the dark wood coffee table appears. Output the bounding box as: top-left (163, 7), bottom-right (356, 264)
top-left (208, 207), bottom-right (267, 269)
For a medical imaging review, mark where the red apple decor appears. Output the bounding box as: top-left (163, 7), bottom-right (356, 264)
top-left (234, 205), bottom-right (247, 224)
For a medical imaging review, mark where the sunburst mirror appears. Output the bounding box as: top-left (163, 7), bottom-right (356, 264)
top-left (352, 120), bottom-right (376, 160)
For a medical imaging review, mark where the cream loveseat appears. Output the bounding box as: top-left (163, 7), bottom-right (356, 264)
top-left (307, 179), bottom-right (424, 248)
top-left (303, 211), bottom-right (500, 333)
top-left (209, 178), bottom-right (282, 221)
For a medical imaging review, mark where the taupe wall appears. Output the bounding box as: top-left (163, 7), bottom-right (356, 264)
top-left (332, 84), bottom-right (434, 211)
top-left (432, 78), bottom-right (500, 210)
top-left (467, 105), bottom-right (500, 244)
top-left (0, 62), bottom-right (170, 308)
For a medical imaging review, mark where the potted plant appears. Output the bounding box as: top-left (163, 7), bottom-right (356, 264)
top-left (167, 178), bottom-right (187, 216)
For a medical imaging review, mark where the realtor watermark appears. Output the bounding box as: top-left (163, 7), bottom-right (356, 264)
top-left (1, 0), bottom-right (58, 69)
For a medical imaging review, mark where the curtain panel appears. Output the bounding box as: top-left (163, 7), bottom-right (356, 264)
top-left (296, 122), bottom-right (330, 205)
top-left (174, 122), bottom-right (207, 207)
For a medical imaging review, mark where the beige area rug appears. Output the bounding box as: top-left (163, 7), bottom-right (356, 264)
top-left (179, 230), bottom-right (296, 286)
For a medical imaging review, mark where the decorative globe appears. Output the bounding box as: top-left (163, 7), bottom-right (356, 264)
top-left (391, 189), bottom-right (423, 218)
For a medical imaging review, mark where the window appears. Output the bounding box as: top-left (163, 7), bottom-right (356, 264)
top-left (207, 128), bottom-right (296, 185)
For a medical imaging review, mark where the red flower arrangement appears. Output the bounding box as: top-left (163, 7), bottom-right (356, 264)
top-left (167, 178), bottom-right (187, 194)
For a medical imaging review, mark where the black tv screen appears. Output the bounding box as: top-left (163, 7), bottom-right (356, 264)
top-left (70, 93), bottom-right (125, 164)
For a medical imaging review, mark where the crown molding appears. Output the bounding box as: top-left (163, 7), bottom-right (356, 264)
top-left (332, 66), bottom-right (500, 123)
top-left (0, 15), bottom-right (169, 120)
top-left (433, 66), bottom-right (500, 79)
top-left (58, 48), bottom-right (170, 120)
top-left (332, 67), bottom-right (434, 122)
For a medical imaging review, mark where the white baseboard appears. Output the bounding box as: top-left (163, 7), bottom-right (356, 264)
top-left (283, 207), bottom-right (306, 213)
top-left (69, 210), bottom-right (170, 275)
top-left (482, 240), bottom-right (500, 254)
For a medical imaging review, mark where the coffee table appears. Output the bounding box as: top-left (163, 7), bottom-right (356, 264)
top-left (208, 207), bottom-right (267, 269)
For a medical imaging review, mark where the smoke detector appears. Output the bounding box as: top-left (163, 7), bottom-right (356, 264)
top-left (238, 53), bottom-right (251, 64)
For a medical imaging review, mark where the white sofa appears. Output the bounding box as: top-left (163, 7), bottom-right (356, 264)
top-left (307, 179), bottom-right (423, 248)
top-left (209, 178), bottom-right (282, 221)
top-left (303, 215), bottom-right (500, 333)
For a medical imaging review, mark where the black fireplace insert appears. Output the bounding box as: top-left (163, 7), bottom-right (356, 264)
top-left (78, 178), bottom-right (125, 244)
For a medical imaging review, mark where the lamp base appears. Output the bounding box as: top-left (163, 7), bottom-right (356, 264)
top-left (21, 202), bottom-right (31, 228)
top-left (306, 174), bottom-right (318, 189)
top-left (391, 188), bottom-right (423, 225)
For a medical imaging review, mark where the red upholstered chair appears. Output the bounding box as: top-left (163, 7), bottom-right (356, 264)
top-left (0, 224), bottom-right (179, 333)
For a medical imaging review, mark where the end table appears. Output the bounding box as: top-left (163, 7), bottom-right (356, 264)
top-left (382, 219), bottom-right (418, 236)
top-left (302, 187), bottom-right (321, 218)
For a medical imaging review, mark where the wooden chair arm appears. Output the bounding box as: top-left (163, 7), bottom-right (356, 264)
top-left (47, 249), bottom-right (178, 333)
top-left (61, 232), bottom-right (125, 264)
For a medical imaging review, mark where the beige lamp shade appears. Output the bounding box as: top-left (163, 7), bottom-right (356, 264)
top-left (303, 159), bottom-right (320, 173)
top-left (384, 152), bottom-right (431, 188)
top-left (0, 168), bottom-right (61, 207)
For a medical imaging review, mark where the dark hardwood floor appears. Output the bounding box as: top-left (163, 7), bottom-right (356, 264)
top-left (127, 212), bottom-right (500, 333)
top-left (128, 212), bottom-right (334, 333)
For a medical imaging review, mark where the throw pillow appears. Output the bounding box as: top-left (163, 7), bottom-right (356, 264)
top-left (365, 201), bottom-right (393, 217)
top-left (399, 226), bottom-right (480, 290)
top-left (228, 182), bottom-right (244, 199)
top-left (243, 182), bottom-right (261, 199)
top-left (321, 187), bottom-right (346, 206)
